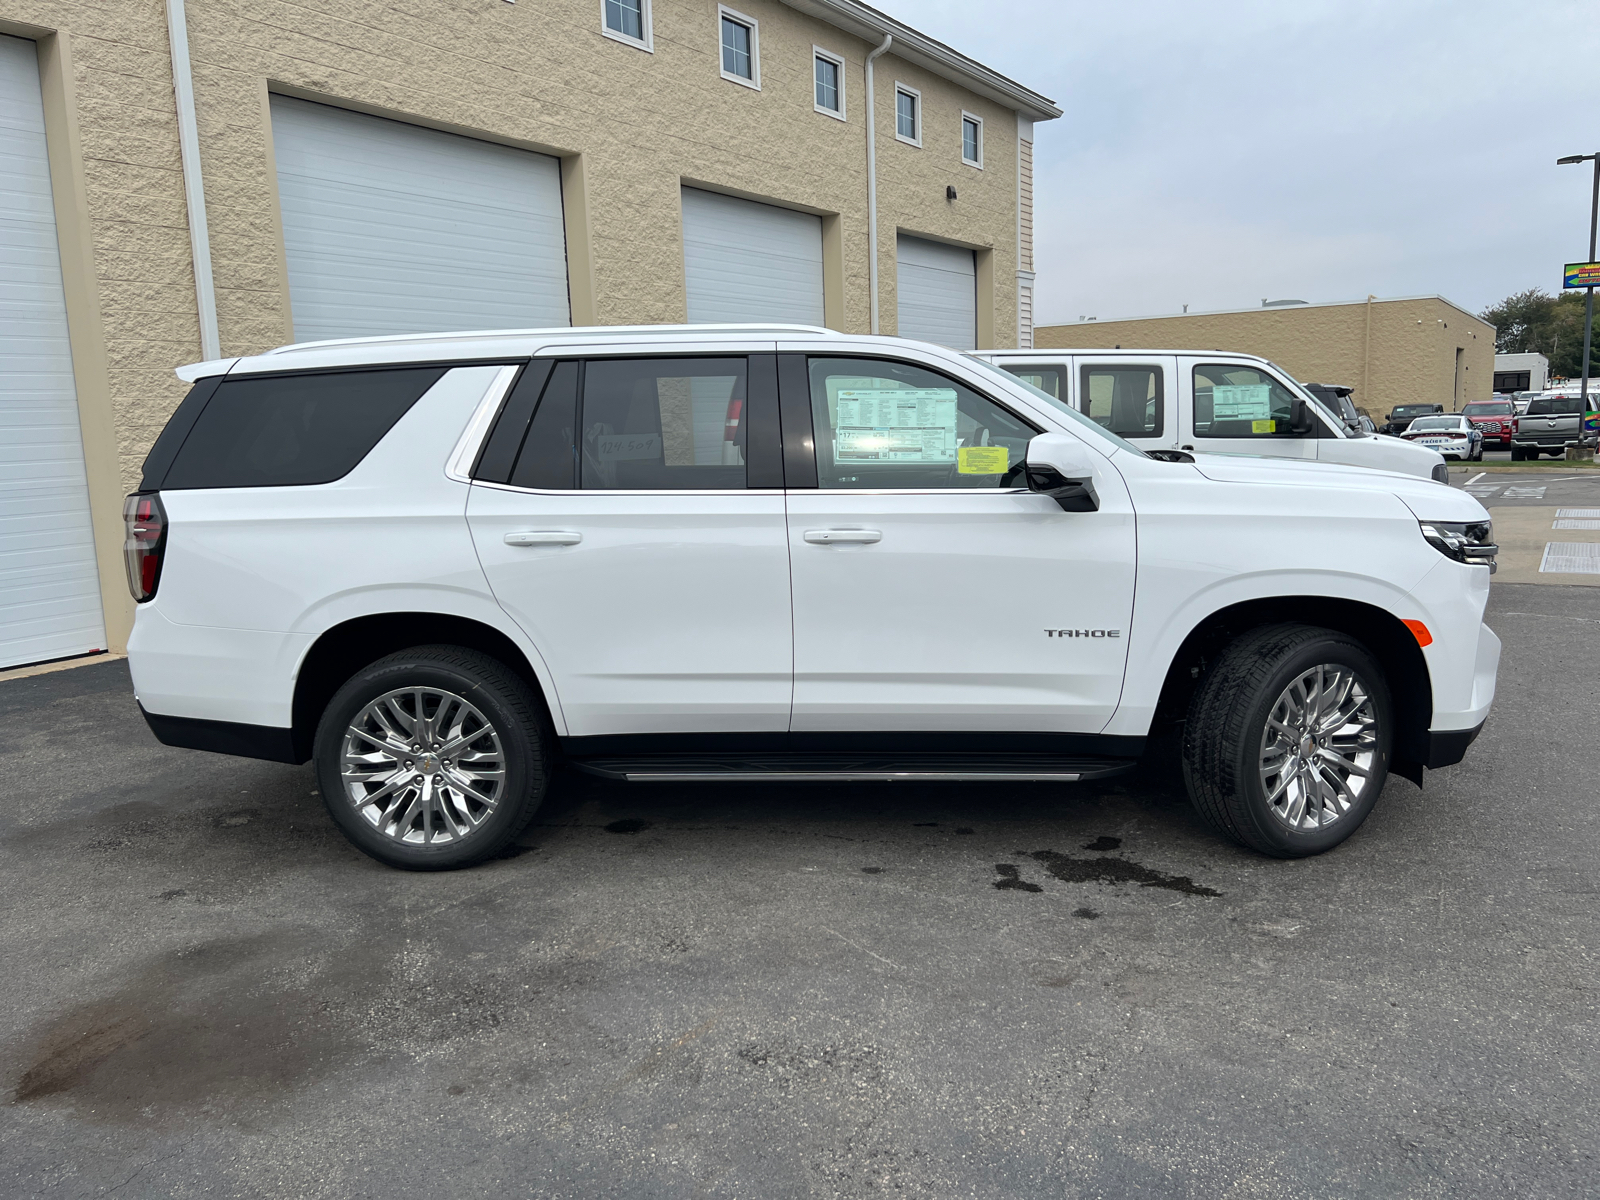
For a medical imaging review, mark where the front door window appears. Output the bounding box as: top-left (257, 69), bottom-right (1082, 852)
top-left (1192, 364), bottom-right (1302, 439)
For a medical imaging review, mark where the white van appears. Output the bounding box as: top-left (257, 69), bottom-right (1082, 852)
top-left (974, 350), bottom-right (1448, 482)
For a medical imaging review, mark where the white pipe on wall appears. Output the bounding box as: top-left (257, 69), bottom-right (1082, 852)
top-left (165, 0), bottom-right (220, 361)
top-left (864, 33), bottom-right (892, 335)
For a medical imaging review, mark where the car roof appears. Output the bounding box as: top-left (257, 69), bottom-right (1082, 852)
top-left (176, 323), bottom-right (855, 381)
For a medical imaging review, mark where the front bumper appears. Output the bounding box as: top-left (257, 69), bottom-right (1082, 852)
top-left (1425, 721), bottom-right (1484, 769)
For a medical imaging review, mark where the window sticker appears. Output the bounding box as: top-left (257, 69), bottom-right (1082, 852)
top-left (833, 388), bottom-right (957, 464)
top-left (958, 445), bottom-right (1009, 474)
top-left (1211, 384), bottom-right (1272, 421)
top-left (1250, 419), bottom-right (1276, 435)
top-left (595, 432), bottom-right (662, 461)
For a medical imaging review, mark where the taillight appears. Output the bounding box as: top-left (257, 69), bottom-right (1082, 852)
top-left (123, 492), bottom-right (168, 602)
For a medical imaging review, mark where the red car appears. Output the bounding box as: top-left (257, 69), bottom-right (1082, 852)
top-left (1461, 398), bottom-right (1516, 448)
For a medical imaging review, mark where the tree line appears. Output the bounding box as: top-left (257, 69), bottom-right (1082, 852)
top-left (1480, 288), bottom-right (1593, 379)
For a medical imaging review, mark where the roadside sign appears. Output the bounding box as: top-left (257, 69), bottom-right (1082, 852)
top-left (1565, 261), bottom-right (1600, 288)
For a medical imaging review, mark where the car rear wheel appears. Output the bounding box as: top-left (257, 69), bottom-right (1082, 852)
top-left (313, 645), bottom-right (550, 870)
top-left (1182, 624), bottom-right (1392, 858)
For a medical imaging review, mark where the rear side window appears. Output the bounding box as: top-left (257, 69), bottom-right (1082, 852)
top-left (1081, 364), bottom-right (1163, 438)
top-left (580, 357), bottom-right (748, 490)
top-left (160, 367), bottom-right (446, 489)
top-left (998, 365), bottom-right (1064, 398)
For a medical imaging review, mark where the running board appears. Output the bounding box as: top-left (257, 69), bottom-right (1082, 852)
top-left (570, 755), bottom-right (1137, 784)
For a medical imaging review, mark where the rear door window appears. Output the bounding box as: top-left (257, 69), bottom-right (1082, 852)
top-left (1080, 364), bottom-right (1163, 438)
top-left (159, 366), bottom-right (447, 489)
top-left (580, 358), bottom-right (748, 490)
top-left (997, 365), bottom-right (1065, 400)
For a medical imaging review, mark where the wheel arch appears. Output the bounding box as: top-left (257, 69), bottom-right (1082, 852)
top-left (291, 612), bottom-right (555, 762)
top-left (1149, 596), bottom-right (1432, 782)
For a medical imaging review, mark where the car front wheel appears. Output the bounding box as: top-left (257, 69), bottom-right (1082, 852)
top-left (1182, 624), bottom-right (1392, 858)
top-left (313, 645), bottom-right (550, 870)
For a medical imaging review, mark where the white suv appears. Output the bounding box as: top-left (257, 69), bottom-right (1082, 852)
top-left (126, 325), bottom-right (1500, 870)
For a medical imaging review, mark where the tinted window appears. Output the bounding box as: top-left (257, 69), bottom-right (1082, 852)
top-left (580, 358), bottom-right (747, 490)
top-left (1527, 397), bottom-right (1581, 414)
top-left (1393, 405), bottom-right (1438, 418)
top-left (508, 361), bottom-right (578, 490)
top-left (1081, 364), bottom-right (1163, 438)
top-left (1409, 417), bottom-right (1465, 431)
top-left (809, 356), bottom-right (1035, 490)
top-left (161, 367), bottom-right (446, 489)
top-left (1193, 364), bottom-right (1300, 439)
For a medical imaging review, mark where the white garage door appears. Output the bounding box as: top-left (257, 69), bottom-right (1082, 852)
top-left (0, 36), bottom-right (106, 669)
top-left (896, 234), bottom-right (976, 350)
top-left (270, 95), bottom-right (571, 343)
top-left (682, 188), bottom-right (824, 326)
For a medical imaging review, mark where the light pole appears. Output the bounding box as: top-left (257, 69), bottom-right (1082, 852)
top-left (1557, 152), bottom-right (1599, 446)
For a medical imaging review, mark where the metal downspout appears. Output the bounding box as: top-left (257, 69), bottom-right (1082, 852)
top-left (865, 34), bottom-right (892, 334)
top-left (165, 0), bottom-right (220, 360)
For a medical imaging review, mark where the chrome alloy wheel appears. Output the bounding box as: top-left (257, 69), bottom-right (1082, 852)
top-left (1258, 665), bottom-right (1379, 830)
top-left (340, 687), bottom-right (506, 845)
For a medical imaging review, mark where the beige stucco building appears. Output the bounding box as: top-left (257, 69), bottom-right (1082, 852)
top-left (0, 0), bottom-right (1058, 667)
top-left (1036, 296), bottom-right (1495, 419)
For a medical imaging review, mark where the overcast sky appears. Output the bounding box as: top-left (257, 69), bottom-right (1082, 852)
top-left (892, 0), bottom-right (1600, 327)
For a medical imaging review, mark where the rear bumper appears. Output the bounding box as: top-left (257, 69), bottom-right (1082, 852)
top-left (140, 705), bottom-right (304, 764)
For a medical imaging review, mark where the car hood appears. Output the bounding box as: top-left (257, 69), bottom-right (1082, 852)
top-left (1189, 454), bottom-right (1488, 522)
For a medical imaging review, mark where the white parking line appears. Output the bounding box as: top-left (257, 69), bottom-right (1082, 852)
top-left (1466, 472), bottom-right (1486, 485)
top-left (1540, 543), bottom-right (1600, 573)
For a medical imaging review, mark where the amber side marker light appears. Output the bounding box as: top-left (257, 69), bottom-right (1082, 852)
top-left (1402, 619), bottom-right (1433, 648)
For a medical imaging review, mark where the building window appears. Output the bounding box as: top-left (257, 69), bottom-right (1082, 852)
top-left (601, 0), bottom-right (651, 50)
top-left (814, 48), bottom-right (845, 119)
top-left (961, 113), bottom-right (982, 167)
top-left (895, 84), bottom-right (920, 146)
top-left (719, 7), bottom-right (759, 89)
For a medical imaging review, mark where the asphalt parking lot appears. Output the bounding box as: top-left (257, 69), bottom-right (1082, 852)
top-left (3, 483), bottom-right (1597, 1198)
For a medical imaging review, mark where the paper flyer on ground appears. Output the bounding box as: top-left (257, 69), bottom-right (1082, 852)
top-left (833, 388), bottom-right (958, 464)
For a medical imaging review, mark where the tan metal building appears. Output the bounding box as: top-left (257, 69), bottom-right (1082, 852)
top-left (1036, 296), bottom-right (1495, 420)
top-left (0, 0), bottom-right (1058, 667)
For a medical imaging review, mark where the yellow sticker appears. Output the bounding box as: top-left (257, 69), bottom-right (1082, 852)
top-left (1251, 418), bottom-right (1276, 434)
top-left (958, 445), bottom-right (1010, 474)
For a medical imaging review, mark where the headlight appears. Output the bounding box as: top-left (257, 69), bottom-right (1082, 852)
top-left (1419, 520), bottom-right (1496, 572)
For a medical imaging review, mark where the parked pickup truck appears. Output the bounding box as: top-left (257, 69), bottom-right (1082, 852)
top-left (1381, 404), bottom-right (1443, 437)
top-left (1511, 395), bottom-right (1584, 460)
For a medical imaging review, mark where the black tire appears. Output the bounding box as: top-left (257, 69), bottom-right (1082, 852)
top-left (1509, 446), bottom-right (1525, 461)
top-left (313, 645), bottom-right (549, 870)
top-left (1182, 624), bottom-right (1392, 858)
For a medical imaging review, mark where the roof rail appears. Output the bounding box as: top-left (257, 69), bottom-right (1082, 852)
top-left (260, 323), bottom-right (842, 356)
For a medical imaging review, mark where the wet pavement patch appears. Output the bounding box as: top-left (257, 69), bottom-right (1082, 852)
top-left (1029, 850), bottom-right (1220, 898)
top-left (604, 818), bottom-right (651, 834)
top-left (1072, 907), bottom-right (1101, 920)
top-left (861, 867), bottom-right (883, 874)
top-left (1082, 836), bottom-right (1122, 852)
top-left (992, 864), bottom-right (1042, 893)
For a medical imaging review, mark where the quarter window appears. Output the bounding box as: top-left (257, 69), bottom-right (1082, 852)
top-left (581, 358), bottom-right (748, 489)
top-left (1081, 365), bottom-right (1163, 439)
top-left (814, 50), bottom-right (844, 117)
top-left (1192, 364), bottom-right (1301, 438)
top-left (603, 0), bottom-right (649, 46)
top-left (807, 357), bottom-right (1035, 490)
top-left (961, 114), bottom-right (982, 166)
top-left (895, 86), bottom-right (920, 145)
top-left (719, 9), bottom-right (758, 87)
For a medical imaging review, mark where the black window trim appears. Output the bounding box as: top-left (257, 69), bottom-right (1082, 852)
top-left (778, 350), bottom-right (1043, 493)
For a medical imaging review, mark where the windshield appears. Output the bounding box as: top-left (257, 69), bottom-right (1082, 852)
top-left (1528, 398), bottom-right (1582, 414)
top-left (1463, 402), bottom-right (1513, 416)
top-left (1394, 406), bottom-right (1437, 417)
top-left (1408, 416), bottom-right (1465, 431)
top-left (966, 356), bottom-right (1149, 457)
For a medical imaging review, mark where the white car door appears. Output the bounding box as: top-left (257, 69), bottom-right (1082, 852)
top-left (1180, 357), bottom-right (1319, 459)
top-left (467, 348), bottom-right (793, 736)
top-left (780, 349), bottom-right (1137, 733)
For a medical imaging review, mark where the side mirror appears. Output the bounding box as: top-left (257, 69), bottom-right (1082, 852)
top-left (1025, 433), bottom-right (1100, 512)
top-left (1289, 399), bottom-right (1316, 437)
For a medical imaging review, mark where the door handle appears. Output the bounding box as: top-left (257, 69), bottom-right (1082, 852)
top-left (803, 529), bottom-right (882, 544)
top-left (504, 531), bottom-right (582, 547)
